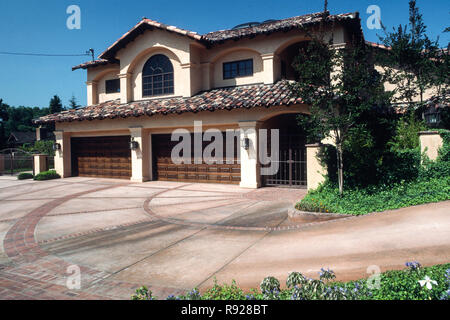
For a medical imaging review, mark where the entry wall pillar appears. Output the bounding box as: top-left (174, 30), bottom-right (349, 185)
top-left (54, 130), bottom-right (71, 178)
top-left (239, 121), bottom-right (260, 188)
top-left (306, 143), bottom-right (326, 190)
top-left (129, 126), bottom-right (150, 182)
top-left (419, 131), bottom-right (444, 161)
top-left (33, 154), bottom-right (48, 175)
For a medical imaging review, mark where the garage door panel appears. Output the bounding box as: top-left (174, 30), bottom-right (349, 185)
top-left (153, 134), bottom-right (240, 185)
top-left (71, 136), bottom-right (131, 180)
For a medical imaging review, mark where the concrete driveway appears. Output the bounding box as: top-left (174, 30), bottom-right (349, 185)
top-left (0, 176), bottom-right (449, 300)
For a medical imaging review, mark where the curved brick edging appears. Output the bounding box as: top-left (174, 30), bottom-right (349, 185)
top-left (1, 183), bottom-right (144, 300)
top-left (3, 184), bottom-right (127, 263)
top-left (142, 187), bottom-right (355, 232)
top-left (288, 207), bottom-right (353, 219)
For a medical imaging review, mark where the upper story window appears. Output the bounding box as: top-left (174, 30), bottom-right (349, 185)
top-left (223, 59), bottom-right (253, 80)
top-left (105, 79), bottom-right (120, 94)
top-left (142, 54), bottom-right (174, 97)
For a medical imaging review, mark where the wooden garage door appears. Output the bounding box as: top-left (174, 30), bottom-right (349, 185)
top-left (153, 134), bottom-right (240, 184)
top-left (71, 136), bottom-right (131, 179)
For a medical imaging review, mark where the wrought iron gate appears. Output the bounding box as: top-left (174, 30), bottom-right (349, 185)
top-left (262, 134), bottom-right (307, 188)
top-left (0, 148), bottom-right (35, 176)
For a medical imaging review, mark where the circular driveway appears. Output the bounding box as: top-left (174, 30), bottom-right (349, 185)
top-left (0, 176), bottom-right (449, 300)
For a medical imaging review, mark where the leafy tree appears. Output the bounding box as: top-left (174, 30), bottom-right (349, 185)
top-left (291, 33), bottom-right (389, 195)
top-left (0, 99), bottom-right (9, 150)
top-left (49, 95), bottom-right (64, 114)
top-left (377, 0), bottom-right (448, 108)
top-left (68, 95), bottom-right (80, 109)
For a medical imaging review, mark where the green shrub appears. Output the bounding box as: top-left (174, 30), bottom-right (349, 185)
top-left (296, 176), bottom-right (450, 215)
top-left (260, 276), bottom-right (281, 299)
top-left (131, 286), bottom-right (156, 300)
top-left (388, 113), bottom-right (426, 152)
top-left (17, 172), bottom-right (33, 180)
top-left (33, 170), bottom-right (60, 181)
top-left (286, 271), bottom-right (308, 289)
top-left (202, 279), bottom-right (246, 300)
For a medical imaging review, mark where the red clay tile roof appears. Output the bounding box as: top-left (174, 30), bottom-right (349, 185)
top-left (98, 18), bottom-right (202, 61)
top-left (72, 59), bottom-right (119, 71)
top-left (34, 81), bottom-right (302, 124)
top-left (202, 12), bottom-right (359, 43)
top-left (365, 41), bottom-right (391, 51)
top-left (73, 11), bottom-right (361, 70)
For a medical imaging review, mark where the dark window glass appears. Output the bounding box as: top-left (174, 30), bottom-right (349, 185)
top-left (105, 79), bottom-right (120, 94)
top-left (142, 54), bottom-right (174, 97)
top-left (223, 59), bottom-right (253, 80)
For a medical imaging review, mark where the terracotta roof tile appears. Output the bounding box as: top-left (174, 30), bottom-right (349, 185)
top-left (203, 12), bottom-right (358, 43)
top-left (34, 81), bottom-right (302, 124)
top-left (72, 59), bottom-right (119, 71)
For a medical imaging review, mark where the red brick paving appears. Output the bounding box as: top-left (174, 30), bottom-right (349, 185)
top-left (0, 183), bottom-right (141, 300)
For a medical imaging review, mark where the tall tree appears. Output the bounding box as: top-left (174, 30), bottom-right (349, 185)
top-left (291, 31), bottom-right (388, 195)
top-left (0, 99), bottom-right (9, 150)
top-left (68, 95), bottom-right (80, 109)
top-left (49, 95), bottom-right (64, 114)
top-left (377, 0), bottom-right (448, 108)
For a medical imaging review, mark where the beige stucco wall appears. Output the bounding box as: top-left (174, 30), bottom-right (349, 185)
top-left (85, 24), bottom-right (344, 105)
top-left (420, 131), bottom-right (444, 161)
top-left (306, 144), bottom-right (326, 190)
top-left (375, 65), bottom-right (438, 104)
top-left (97, 70), bottom-right (121, 103)
top-left (211, 49), bottom-right (264, 88)
top-left (86, 65), bottom-right (120, 105)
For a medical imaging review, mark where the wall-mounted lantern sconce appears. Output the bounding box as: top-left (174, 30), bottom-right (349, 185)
top-left (52, 143), bottom-right (61, 151)
top-left (129, 139), bottom-right (139, 150)
top-left (423, 100), bottom-right (441, 128)
top-left (241, 137), bottom-right (250, 151)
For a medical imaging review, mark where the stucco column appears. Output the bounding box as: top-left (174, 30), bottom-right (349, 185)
top-left (419, 131), bottom-right (443, 161)
top-left (306, 143), bottom-right (326, 190)
top-left (129, 126), bottom-right (150, 182)
top-left (33, 154), bottom-right (48, 175)
top-left (180, 63), bottom-right (193, 97)
top-left (54, 130), bottom-right (71, 178)
top-left (119, 72), bottom-right (132, 104)
top-left (86, 80), bottom-right (98, 106)
top-left (36, 127), bottom-right (42, 141)
top-left (239, 121), bottom-right (260, 188)
top-left (261, 54), bottom-right (276, 84)
top-left (200, 62), bottom-right (212, 91)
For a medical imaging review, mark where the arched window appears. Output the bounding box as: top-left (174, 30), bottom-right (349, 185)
top-left (142, 54), bottom-right (174, 97)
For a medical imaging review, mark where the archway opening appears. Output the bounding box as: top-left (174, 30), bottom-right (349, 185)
top-left (261, 113), bottom-right (308, 188)
top-left (277, 41), bottom-right (311, 81)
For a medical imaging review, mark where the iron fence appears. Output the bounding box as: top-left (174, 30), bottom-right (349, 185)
top-left (0, 149), bottom-right (35, 176)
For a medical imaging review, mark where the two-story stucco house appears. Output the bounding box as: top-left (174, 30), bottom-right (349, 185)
top-left (35, 11), bottom-right (364, 189)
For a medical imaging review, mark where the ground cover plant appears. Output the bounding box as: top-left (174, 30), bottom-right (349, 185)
top-left (296, 130), bottom-right (450, 215)
top-left (132, 262), bottom-right (450, 300)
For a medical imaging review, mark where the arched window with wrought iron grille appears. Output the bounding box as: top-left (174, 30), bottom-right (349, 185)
top-left (142, 54), bottom-right (174, 97)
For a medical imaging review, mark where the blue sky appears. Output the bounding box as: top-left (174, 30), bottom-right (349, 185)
top-left (0, 0), bottom-right (448, 108)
